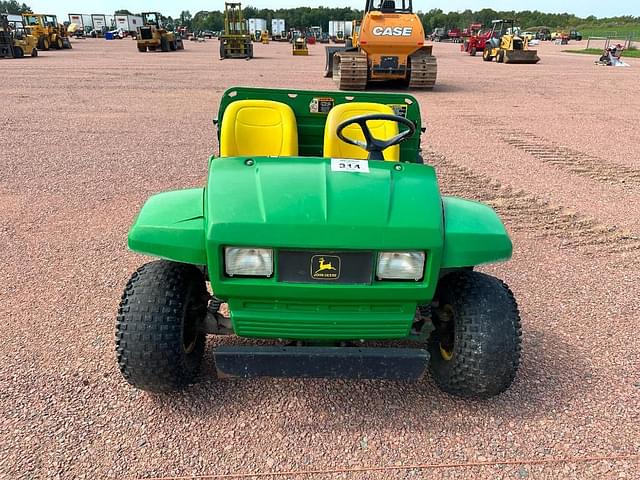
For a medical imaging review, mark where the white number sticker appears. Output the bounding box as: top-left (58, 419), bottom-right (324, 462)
top-left (330, 158), bottom-right (370, 173)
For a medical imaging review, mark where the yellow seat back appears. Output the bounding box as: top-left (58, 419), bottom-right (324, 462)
top-left (220, 100), bottom-right (298, 157)
top-left (323, 102), bottom-right (400, 161)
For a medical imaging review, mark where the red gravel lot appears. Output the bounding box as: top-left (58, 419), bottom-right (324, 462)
top-left (1, 38), bottom-right (639, 479)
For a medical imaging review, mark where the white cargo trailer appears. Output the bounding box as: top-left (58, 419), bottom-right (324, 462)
top-left (345, 21), bottom-right (353, 36)
top-left (114, 15), bottom-right (143, 35)
top-left (271, 18), bottom-right (285, 40)
top-left (82, 14), bottom-right (93, 29)
top-left (329, 20), bottom-right (352, 42)
top-left (248, 18), bottom-right (267, 35)
top-left (91, 14), bottom-right (107, 34)
top-left (105, 15), bottom-right (115, 29)
top-left (68, 13), bottom-right (84, 28)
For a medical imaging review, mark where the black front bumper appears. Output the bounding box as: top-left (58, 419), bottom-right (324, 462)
top-left (215, 346), bottom-right (429, 380)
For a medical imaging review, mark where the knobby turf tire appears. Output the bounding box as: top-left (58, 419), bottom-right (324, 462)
top-left (428, 271), bottom-right (522, 399)
top-left (115, 260), bottom-right (209, 392)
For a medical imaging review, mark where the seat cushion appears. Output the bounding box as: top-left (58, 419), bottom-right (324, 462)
top-left (323, 102), bottom-right (400, 161)
top-left (220, 100), bottom-right (298, 157)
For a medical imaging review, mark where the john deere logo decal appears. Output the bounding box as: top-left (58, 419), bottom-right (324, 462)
top-left (311, 255), bottom-right (340, 280)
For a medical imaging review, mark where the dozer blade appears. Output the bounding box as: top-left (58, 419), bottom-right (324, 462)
top-left (504, 49), bottom-right (539, 64)
top-left (325, 46), bottom-right (347, 77)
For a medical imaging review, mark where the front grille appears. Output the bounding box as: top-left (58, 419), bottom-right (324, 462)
top-left (231, 300), bottom-right (414, 340)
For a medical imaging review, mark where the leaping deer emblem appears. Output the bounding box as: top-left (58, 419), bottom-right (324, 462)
top-left (314, 257), bottom-right (336, 275)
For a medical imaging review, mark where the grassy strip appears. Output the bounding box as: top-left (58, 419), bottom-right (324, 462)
top-left (563, 48), bottom-right (640, 58)
top-left (578, 25), bottom-right (640, 38)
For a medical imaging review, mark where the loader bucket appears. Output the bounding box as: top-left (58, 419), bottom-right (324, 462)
top-left (504, 49), bottom-right (539, 64)
top-left (324, 46), bottom-right (347, 77)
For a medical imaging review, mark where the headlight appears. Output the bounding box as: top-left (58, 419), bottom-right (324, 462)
top-left (376, 251), bottom-right (425, 280)
top-left (224, 247), bottom-right (273, 277)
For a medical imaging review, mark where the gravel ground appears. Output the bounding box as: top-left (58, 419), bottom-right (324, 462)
top-left (1, 38), bottom-right (638, 479)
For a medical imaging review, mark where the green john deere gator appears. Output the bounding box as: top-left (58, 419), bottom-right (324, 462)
top-left (116, 87), bottom-right (522, 399)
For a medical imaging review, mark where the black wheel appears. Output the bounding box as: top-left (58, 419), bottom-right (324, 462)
top-left (13, 46), bottom-right (24, 58)
top-left (470, 46), bottom-right (477, 56)
top-left (56, 37), bottom-right (64, 49)
top-left (428, 271), bottom-right (522, 399)
top-left (482, 47), bottom-right (492, 61)
top-left (116, 260), bottom-right (209, 392)
top-left (170, 39), bottom-right (177, 51)
top-left (31, 48), bottom-right (38, 57)
top-left (138, 45), bottom-right (147, 52)
top-left (497, 50), bottom-right (505, 63)
top-left (161, 36), bottom-right (169, 52)
top-left (219, 41), bottom-right (225, 59)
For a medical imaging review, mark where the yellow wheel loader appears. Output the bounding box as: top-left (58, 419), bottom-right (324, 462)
top-left (482, 19), bottom-right (539, 64)
top-left (325, 0), bottom-right (437, 90)
top-left (22, 13), bottom-right (71, 50)
top-left (219, 3), bottom-right (253, 59)
top-left (136, 12), bottom-right (184, 52)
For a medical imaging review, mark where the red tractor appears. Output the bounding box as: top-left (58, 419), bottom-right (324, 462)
top-left (461, 23), bottom-right (490, 56)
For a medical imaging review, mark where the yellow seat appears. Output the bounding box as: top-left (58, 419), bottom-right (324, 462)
top-left (323, 102), bottom-right (400, 161)
top-left (220, 100), bottom-right (298, 157)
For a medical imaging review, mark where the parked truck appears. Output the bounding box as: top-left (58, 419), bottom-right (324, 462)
top-left (271, 18), bottom-right (285, 41)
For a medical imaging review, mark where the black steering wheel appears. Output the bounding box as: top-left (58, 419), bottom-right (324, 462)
top-left (336, 114), bottom-right (416, 161)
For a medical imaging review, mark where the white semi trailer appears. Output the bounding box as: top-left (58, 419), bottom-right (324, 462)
top-left (271, 18), bottom-right (285, 41)
top-left (114, 15), bottom-right (143, 35)
top-left (328, 20), bottom-right (353, 42)
top-left (248, 18), bottom-right (267, 37)
top-left (91, 14), bottom-right (107, 35)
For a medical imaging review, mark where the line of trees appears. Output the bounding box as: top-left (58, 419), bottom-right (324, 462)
top-left (188, 7), bottom-right (363, 33)
top-left (181, 7), bottom-right (640, 34)
top-left (421, 9), bottom-right (640, 32)
top-left (0, 1), bottom-right (31, 14)
top-left (4, 1), bottom-right (637, 34)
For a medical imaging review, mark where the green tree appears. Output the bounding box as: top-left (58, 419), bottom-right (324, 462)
top-left (0, 1), bottom-right (31, 14)
top-left (179, 10), bottom-right (192, 28)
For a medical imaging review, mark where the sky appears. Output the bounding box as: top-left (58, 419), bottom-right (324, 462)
top-left (28, 1), bottom-right (640, 21)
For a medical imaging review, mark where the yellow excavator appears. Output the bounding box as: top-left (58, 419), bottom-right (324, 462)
top-left (325, 0), bottom-right (437, 90)
top-left (482, 19), bottom-right (539, 64)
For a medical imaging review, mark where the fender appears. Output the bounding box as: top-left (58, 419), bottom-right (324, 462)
top-left (441, 196), bottom-right (512, 268)
top-left (128, 188), bottom-right (207, 265)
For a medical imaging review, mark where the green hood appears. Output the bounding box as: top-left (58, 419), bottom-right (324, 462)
top-left (205, 156), bottom-right (444, 250)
